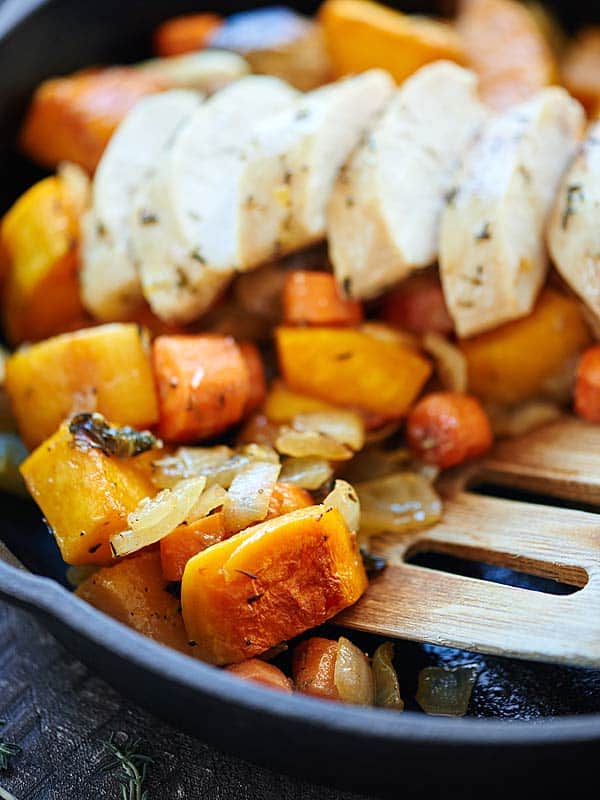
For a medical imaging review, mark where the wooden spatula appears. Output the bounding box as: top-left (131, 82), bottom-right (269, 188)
top-left (337, 415), bottom-right (600, 668)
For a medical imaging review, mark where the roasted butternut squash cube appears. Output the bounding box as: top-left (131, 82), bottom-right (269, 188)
top-left (264, 379), bottom-right (340, 422)
top-left (276, 326), bottom-right (431, 418)
top-left (181, 504), bottom-right (367, 664)
top-left (20, 422), bottom-right (156, 565)
top-left (5, 323), bottom-right (159, 449)
top-left (460, 288), bottom-right (591, 405)
top-left (76, 550), bottom-right (197, 655)
top-left (1, 175), bottom-right (89, 345)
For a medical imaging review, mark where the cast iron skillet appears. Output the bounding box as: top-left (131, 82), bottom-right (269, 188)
top-left (1, 0), bottom-right (600, 795)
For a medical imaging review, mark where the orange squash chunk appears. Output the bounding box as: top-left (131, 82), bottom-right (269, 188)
top-left (181, 505), bottom-right (367, 665)
top-left (276, 326), bottom-right (431, 418)
top-left (460, 289), bottom-right (590, 405)
top-left (292, 637), bottom-right (340, 699)
top-left (320, 0), bottom-right (465, 83)
top-left (20, 422), bottom-right (156, 565)
top-left (283, 271), bottom-right (363, 327)
top-left (5, 323), bottom-right (159, 449)
top-left (160, 512), bottom-right (229, 582)
top-left (19, 67), bottom-right (165, 174)
top-left (1, 175), bottom-right (89, 346)
top-left (457, 0), bottom-right (556, 110)
top-left (76, 550), bottom-right (197, 655)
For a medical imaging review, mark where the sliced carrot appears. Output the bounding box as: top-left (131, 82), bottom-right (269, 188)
top-left (239, 341), bottom-right (267, 414)
top-left (380, 274), bottom-right (454, 336)
top-left (266, 482), bottom-right (313, 518)
top-left (225, 659), bottom-right (293, 692)
top-left (406, 391), bottom-right (493, 469)
top-left (283, 271), bottom-right (363, 327)
top-left (19, 67), bottom-right (165, 173)
top-left (574, 345), bottom-right (600, 423)
top-left (457, 0), bottom-right (556, 110)
top-left (160, 512), bottom-right (228, 582)
top-left (152, 334), bottom-right (251, 443)
top-left (154, 13), bottom-right (223, 57)
top-left (292, 637), bottom-right (339, 699)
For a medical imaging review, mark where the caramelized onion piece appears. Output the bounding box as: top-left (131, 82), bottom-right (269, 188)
top-left (334, 637), bottom-right (375, 706)
top-left (356, 472), bottom-right (442, 536)
top-left (324, 479), bottom-right (360, 533)
top-left (278, 456), bottom-right (333, 490)
top-left (422, 332), bottom-right (467, 393)
top-left (292, 410), bottom-right (365, 451)
top-left (372, 642), bottom-right (403, 710)
top-left (188, 483), bottom-right (228, 522)
top-left (486, 400), bottom-right (561, 438)
top-left (223, 460), bottom-right (281, 532)
top-left (415, 666), bottom-right (478, 717)
top-left (111, 476), bottom-right (206, 556)
top-left (341, 447), bottom-right (412, 484)
top-left (275, 428), bottom-right (353, 460)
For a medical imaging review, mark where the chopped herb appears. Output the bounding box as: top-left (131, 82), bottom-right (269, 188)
top-left (295, 108), bottom-right (310, 120)
top-left (0, 721), bottom-right (21, 772)
top-left (139, 209), bottom-right (159, 225)
top-left (335, 351), bottom-right (353, 361)
top-left (283, 170), bottom-right (293, 185)
top-left (360, 547), bottom-right (387, 575)
top-left (175, 266), bottom-right (189, 289)
top-left (236, 569), bottom-right (258, 580)
top-left (96, 221), bottom-right (107, 238)
top-left (247, 593), bottom-right (262, 604)
top-left (345, 196), bottom-right (355, 208)
top-left (342, 276), bottom-right (353, 298)
top-left (69, 413), bottom-right (160, 458)
top-left (99, 733), bottom-right (153, 800)
top-left (456, 299), bottom-right (475, 308)
top-left (562, 183), bottom-right (584, 230)
top-left (518, 164), bottom-right (531, 183)
top-left (444, 187), bottom-right (458, 206)
top-left (88, 543), bottom-right (101, 554)
top-left (190, 248), bottom-right (206, 264)
top-left (474, 222), bottom-right (491, 242)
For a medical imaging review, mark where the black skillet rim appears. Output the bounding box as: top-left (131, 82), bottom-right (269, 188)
top-left (1, 0), bottom-right (600, 752)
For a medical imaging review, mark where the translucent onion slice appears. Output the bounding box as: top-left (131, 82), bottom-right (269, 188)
top-left (152, 446), bottom-right (233, 488)
top-left (415, 666), bottom-right (478, 717)
top-left (422, 332), bottom-right (467, 393)
top-left (486, 400), bottom-right (561, 439)
top-left (334, 637), bottom-right (375, 706)
top-left (58, 160), bottom-right (91, 215)
top-left (292, 410), bottom-right (365, 451)
top-left (111, 476), bottom-right (206, 556)
top-left (360, 322), bottom-right (419, 350)
top-left (324, 479), bottom-right (360, 533)
top-left (372, 642), bottom-right (404, 710)
top-left (223, 460), bottom-right (281, 533)
top-left (341, 447), bottom-right (412, 485)
top-left (188, 483), bottom-right (229, 522)
top-left (275, 428), bottom-right (353, 460)
top-left (356, 472), bottom-right (442, 536)
top-left (278, 456), bottom-right (333, 490)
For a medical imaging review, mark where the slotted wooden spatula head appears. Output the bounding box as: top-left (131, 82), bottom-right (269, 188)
top-left (337, 415), bottom-right (600, 668)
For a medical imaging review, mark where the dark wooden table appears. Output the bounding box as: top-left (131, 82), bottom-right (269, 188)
top-left (0, 600), bottom-right (370, 800)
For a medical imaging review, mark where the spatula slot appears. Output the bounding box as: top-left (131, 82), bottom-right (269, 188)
top-left (405, 548), bottom-right (585, 595)
top-left (467, 481), bottom-right (600, 514)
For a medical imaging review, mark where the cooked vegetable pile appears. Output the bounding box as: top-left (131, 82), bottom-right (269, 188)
top-left (2, 0), bottom-right (600, 711)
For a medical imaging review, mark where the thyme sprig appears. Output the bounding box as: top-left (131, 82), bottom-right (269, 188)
top-left (0, 721), bottom-right (21, 772)
top-left (100, 733), bottom-right (153, 800)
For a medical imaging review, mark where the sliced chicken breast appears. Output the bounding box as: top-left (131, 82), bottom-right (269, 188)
top-left (236, 69), bottom-right (394, 269)
top-left (80, 90), bottom-right (202, 321)
top-left (439, 87), bottom-right (585, 338)
top-left (548, 120), bottom-right (600, 321)
top-left (131, 75), bottom-right (299, 324)
top-left (326, 62), bottom-right (487, 300)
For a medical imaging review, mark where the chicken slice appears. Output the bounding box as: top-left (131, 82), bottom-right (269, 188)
top-left (80, 90), bottom-right (202, 320)
top-left (131, 75), bottom-right (299, 324)
top-left (439, 87), bottom-right (584, 338)
top-left (327, 61), bottom-right (486, 300)
top-left (547, 120), bottom-right (600, 322)
top-left (236, 69), bottom-right (394, 270)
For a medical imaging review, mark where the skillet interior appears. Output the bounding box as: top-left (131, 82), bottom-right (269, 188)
top-left (1, 0), bottom-right (600, 792)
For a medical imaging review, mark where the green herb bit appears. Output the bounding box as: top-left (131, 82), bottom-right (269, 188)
top-left (372, 642), bottom-right (404, 710)
top-left (69, 413), bottom-right (160, 458)
top-left (415, 665), bottom-right (478, 716)
top-left (474, 222), bottom-right (491, 242)
top-left (561, 183), bottom-right (584, 230)
top-left (100, 733), bottom-right (153, 800)
top-left (0, 720), bottom-right (21, 772)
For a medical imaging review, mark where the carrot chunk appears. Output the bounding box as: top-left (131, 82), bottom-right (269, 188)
top-left (406, 391), bottom-right (493, 469)
top-left (152, 335), bottom-right (251, 443)
top-left (292, 637), bottom-right (340, 699)
top-left (574, 345), bottom-right (600, 423)
top-left (283, 271), bottom-right (363, 327)
top-left (181, 505), bottom-right (367, 664)
top-left (381, 274), bottom-right (454, 336)
top-left (19, 67), bottom-right (164, 173)
top-left (226, 659), bottom-right (293, 692)
top-left (154, 13), bottom-right (223, 57)
top-left (266, 482), bottom-right (313, 518)
top-left (239, 341), bottom-right (267, 414)
top-left (160, 512), bottom-right (229, 582)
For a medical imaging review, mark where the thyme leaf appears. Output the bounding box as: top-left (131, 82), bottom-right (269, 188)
top-left (561, 183), bottom-right (584, 230)
top-left (99, 733), bottom-right (153, 800)
top-left (69, 413), bottom-right (160, 458)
